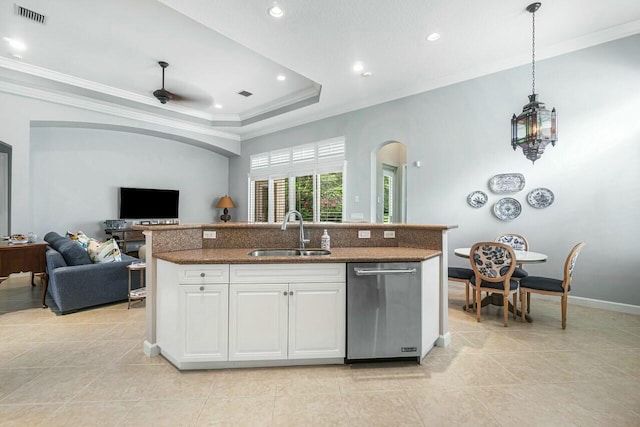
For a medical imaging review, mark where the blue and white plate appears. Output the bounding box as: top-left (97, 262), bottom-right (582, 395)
top-left (493, 198), bottom-right (522, 221)
top-left (467, 191), bottom-right (488, 208)
top-left (488, 173), bottom-right (526, 193)
top-left (527, 187), bottom-right (554, 209)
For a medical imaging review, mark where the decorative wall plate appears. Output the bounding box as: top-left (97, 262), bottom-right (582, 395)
top-left (527, 187), bottom-right (554, 208)
top-left (493, 197), bottom-right (522, 221)
top-left (488, 173), bottom-right (526, 193)
top-left (467, 191), bottom-right (488, 208)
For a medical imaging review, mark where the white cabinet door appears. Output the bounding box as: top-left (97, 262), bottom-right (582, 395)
top-left (179, 284), bottom-right (228, 362)
top-left (228, 283), bottom-right (289, 361)
top-left (288, 282), bottom-right (345, 359)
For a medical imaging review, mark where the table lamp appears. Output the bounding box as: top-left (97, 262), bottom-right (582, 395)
top-left (216, 195), bottom-right (235, 222)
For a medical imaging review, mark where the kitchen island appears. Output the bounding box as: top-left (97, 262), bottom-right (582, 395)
top-left (135, 223), bottom-right (457, 369)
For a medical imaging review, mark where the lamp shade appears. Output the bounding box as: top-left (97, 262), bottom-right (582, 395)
top-left (216, 195), bottom-right (235, 209)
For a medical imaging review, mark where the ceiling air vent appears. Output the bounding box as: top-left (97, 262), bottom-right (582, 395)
top-left (237, 90), bottom-right (253, 97)
top-left (14, 4), bottom-right (46, 24)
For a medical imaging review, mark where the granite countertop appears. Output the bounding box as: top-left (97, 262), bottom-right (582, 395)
top-left (154, 247), bottom-right (441, 264)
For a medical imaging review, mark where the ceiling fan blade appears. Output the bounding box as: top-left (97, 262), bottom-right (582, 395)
top-left (168, 91), bottom-right (213, 108)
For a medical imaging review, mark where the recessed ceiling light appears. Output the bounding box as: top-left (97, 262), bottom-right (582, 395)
top-left (3, 37), bottom-right (27, 50)
top-left (214, 104), bottom-right (223, 109)
top-left (362, 71), bottom-right (372, 77)
top-left (268, 6), bottom-right (284, 18)
top-left (352, 62), bottom-right (364, 73)
top-left (11, 53), bottom-right (23, 60)
top-left (277, 74), bottom-right (286, 81)
top-left (426, 32), bottom-right (441, 42)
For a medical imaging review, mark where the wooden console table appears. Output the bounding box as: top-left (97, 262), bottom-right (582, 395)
top-left (0, 241), bottom-right (49, 307)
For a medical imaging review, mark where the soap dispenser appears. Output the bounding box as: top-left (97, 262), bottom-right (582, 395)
top-left (321, 229), bottom-right (331, 250)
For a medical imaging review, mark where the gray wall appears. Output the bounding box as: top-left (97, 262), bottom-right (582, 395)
top-left (230, 35), bottom-right (640, 306)
top-left (0, 90), bottom-right (239, 235)
top-left (30, 127), bottom-right (228, 240)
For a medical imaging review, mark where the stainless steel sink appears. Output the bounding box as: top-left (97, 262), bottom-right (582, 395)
top-left (248, 249), bottom-right (331, 257)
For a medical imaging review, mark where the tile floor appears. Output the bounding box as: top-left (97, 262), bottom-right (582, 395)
top-left (0, 274), bottom-right (638, 426)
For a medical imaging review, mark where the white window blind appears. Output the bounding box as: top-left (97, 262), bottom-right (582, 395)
top-left (249, 137), bottom-right (345, 179)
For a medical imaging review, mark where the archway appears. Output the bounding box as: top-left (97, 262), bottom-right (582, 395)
top-left (370, 141), bottom-right (407, 223)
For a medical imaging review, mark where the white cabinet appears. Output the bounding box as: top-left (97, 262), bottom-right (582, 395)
top-left (156, 260), bottom-right (229, 366)
top-left (180, 284), bottom-right (228, 361)
top-left (228, 264), bottom-right (346, 362)
top-left (229, 283), bottom-right (289, 361)
top-left (288, 282), bottom-right (345, 359)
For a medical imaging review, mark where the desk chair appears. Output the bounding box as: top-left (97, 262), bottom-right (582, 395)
top-left (469, 242), bottom-right (518, 326)
top-left (519, 242), bottom-right (586, 329)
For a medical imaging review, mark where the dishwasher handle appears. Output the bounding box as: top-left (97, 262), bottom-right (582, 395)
top-left (354, 267), bottom-right (417, 276)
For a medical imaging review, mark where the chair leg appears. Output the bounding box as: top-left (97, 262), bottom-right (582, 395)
top-left (527, 292), bottom-right (531, 314)
top-left (476, 288), bottom-right (482, 322)
top-left (512, 292), bottom-right (517, 320)
top-left (561, 295), bottom-right (568, 329)
top-left (465, 282), bottom-right (470, 312)
top-left (503, 294), bottom-right (509, 327)
top-left (520, 290), bottom-right (526, 323)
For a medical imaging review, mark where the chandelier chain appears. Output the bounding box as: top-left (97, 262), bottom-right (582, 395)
top-left (531, 9), bottom-right (536, 95)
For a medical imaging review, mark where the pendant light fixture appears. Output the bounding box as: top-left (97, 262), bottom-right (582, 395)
top-left (511, 2), bottom-right (557, 163)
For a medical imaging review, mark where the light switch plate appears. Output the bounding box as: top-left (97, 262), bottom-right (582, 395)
top-left (203, 230), bottom-right (217, 239)
top-left (384, 230), bottom-right (396, 238)
top-left (358, 230), bottom-right (371, 238)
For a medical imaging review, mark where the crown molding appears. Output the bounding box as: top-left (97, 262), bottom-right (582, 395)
top-left (0, 80), bottom-right (241, 141)
top-left (239, 84), bottom-right (322, 121)
top-left (0, 56), bottom-right (322, 128)
top-left (0, 56), bottom-right (218, 121)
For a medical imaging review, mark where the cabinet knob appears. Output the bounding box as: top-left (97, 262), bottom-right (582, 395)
top-left (200, 272), bottom-right (205, 277)
top-left (200, 286), bottom-right (204, 291)
top-left (283, 291), bottom-right (288, 296)
top-left (289, 291), bottom-right (294, 296)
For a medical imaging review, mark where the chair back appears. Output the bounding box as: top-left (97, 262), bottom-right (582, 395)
top-left (563, 242), bottom-right (586, 291)
top-left (470, 242), bottom-right (516, 290)
top-left (495, 233), bottom-right (529, 251)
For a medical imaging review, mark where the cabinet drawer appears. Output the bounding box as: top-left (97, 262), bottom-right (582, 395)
top-left (179, 265), bottom-right (229, 284)
top-left (230, 263), bottom-right (345, 284)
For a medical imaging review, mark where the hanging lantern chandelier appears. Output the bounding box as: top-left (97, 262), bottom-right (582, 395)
top-left (511, 2), bottom-right (557, 163)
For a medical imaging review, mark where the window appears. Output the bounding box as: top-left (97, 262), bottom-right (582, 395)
top-left (249, 138), bottom-right (345, 223)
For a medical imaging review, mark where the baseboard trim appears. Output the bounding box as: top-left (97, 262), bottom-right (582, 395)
top-left (436, 332), bottom-right (451, 348)
top-left (531, 293), bottom-right (640, 315)
top-left (143, 340), bottom-right (160, 357)
top-left (448, 280), bottom-right (640, 315)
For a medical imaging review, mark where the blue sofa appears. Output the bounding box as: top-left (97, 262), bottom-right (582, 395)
top-left (44, 232), bottom-right (142, 314)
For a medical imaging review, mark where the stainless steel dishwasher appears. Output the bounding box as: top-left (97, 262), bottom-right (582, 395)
top-left (347, 262), bottom-right (421, 361)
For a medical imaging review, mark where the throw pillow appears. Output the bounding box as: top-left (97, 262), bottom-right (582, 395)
top-left (56, 239), bottom-right (93, 266)
top-left (66, 231), bottom-right (91, 250)
top-left (44, 231), bottom-right (67, 252)
top-left (87, 238), bottom-right (122, 263)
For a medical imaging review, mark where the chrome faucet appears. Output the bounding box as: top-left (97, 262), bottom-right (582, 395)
top-left (281, 210), bottom-right (310, 249)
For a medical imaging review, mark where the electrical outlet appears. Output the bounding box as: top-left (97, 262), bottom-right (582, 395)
top-left (203, 230), bottom-right (217, 239)
top-left (358, 230), bottom-right (371, 239)
top-left (384, 230), bottom-right (396, 238)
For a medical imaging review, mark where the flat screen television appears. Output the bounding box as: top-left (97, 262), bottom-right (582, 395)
top-left (119, 187), bottom-right (179, 219)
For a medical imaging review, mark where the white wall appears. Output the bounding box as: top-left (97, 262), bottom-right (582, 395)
top-left (30, 127), bottom-right (228, 240)
top-left (230, 35), bottom-right (640, 306)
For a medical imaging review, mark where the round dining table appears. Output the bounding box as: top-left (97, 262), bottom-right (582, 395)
top-left (454, 247), bottom-right (548, 264)
top-left (453, 247), bottom-right (548, 322)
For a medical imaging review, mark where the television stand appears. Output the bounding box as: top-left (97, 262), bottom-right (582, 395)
top-left (105, 229), bottom-right (145, 255)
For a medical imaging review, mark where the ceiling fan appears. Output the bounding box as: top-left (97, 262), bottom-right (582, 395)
top-left (152, 61), bottom-right (213, 107)
top-left (153, 61), bottom-right (174, 104)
